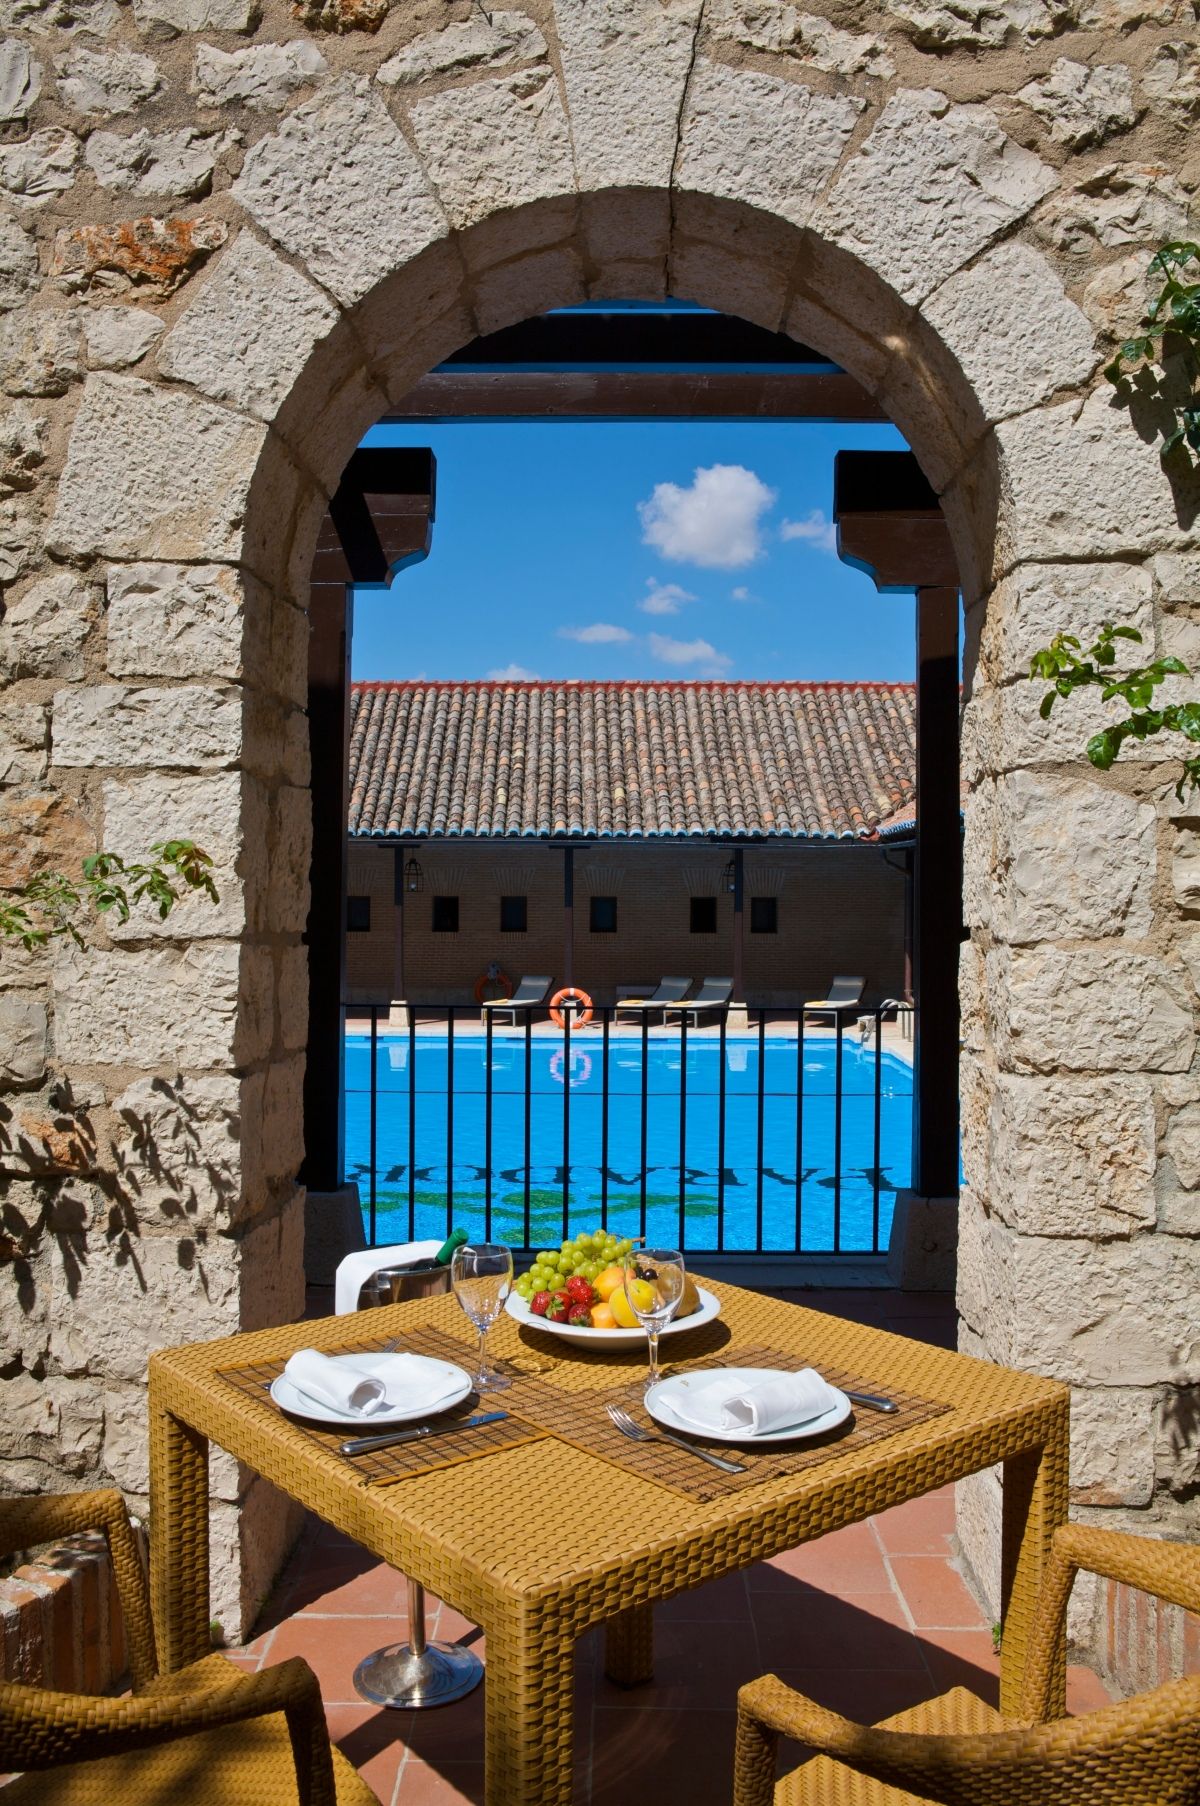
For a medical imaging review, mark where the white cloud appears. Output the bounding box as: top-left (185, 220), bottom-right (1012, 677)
top-left (780, 509), bottom-right (838, 554)
top-left (638, 579), bottom-right (696, 617)
top-left (487, 662), bottom-right (539, 680)
top-left (730, 585), bottom-right (757, 603)
top-left (648, 632), bottom-right (733, 677)
top-left (557, 622), bottom-right (634, 644)
top-left (638, 463), bottom-right (776, 569)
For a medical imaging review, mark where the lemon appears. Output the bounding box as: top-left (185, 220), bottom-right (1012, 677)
top-left (610, 1278), bottom-right (655, 1328)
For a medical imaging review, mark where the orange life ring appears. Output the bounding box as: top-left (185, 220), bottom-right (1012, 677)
top-left (474, 967), bottom-right (513, 1005)
top-left (550, 1047), bottom-right (593, 1088)
top-left (549, 986), bottom-right (593, 1028)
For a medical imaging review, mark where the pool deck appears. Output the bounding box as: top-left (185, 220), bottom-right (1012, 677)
top-left (230, 1287), bottom-right (1111, 1805)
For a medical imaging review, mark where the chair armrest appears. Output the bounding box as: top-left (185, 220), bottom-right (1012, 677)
top-left (0, 1490), bottom-right (156, 1689)
top-left (0, 1657), bottom-right (337, 1806)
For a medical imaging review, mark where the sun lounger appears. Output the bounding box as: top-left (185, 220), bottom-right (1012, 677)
top-left (614, 977), bottom-right (692, 1023)
top-left (803, 975), bottom-right (865, 1023)
top-left (666, 977), bottom-right (733, 1025)
top-left (480, 975), bottom-right (552, 1026)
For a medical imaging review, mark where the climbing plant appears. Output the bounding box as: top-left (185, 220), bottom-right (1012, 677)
top-left (0, 840), bottom-right (218, 951)
top-left (1029, 241), bottom-right (1200, 795)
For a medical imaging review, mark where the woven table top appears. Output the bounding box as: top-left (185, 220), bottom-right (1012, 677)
top-left (150, 1278), bottom-right (1067, 1632)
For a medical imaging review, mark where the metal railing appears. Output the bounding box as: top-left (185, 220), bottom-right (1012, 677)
top-left (344, 1001), bottom-right (914, 1257)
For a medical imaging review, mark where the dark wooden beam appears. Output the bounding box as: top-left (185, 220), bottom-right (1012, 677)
top-left (302, 450), bottom-right (436, 1193)
top-left (831, 450), bottom-right (960, 1202)
top-left (385, 370), bottom-right (885, 423)
top-left (436, 311), bottom-right (837, 368)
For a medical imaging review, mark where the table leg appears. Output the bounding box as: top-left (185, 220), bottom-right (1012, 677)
top-left (148, 1386), bottom-right (211, 1673)
top-left (604, 1603), bottom-right (654, 1687)
top-left (998, 1404), bottom-right (1069, 1718)
top-left (484, 1604), bottom-right (575, 1806)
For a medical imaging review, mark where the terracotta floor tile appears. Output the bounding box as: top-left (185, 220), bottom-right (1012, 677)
top-left (269, 1612), bottom-right (401, 1706)
top-left (657, 1570), bottom-right (751, 1621)
top-left (747, 1520), bottom-right (891, 1595)
top-left (395, 1762), bottom-right (485, 1804)
top-left (918, 1628), bottom-right (1001, 1704)
top-left (392, 1684), bottom-right (487, 1766)
top-left (888, 1555), bottom-right (987, 1631)
top-left (324, 1704), bottom-right (410, 1803)
top-left (593, 1620), bottom-right (762, 1711)
top-left (589, 1706), bottom-right (736, 1805)
top-left (769, 1664), bottom-right (940, 1727)
top-left (872, 1488), bottom-right (957, 1557)
top-left (295, 1560), bottom-right (414, 1620)
top-left (1068, 1662), bottom-right (1117, 1714)
top-left (753, 1588), bottom-right (926, 1673)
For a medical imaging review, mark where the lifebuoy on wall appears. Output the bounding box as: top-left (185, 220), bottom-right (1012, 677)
top-left (474, 964), bottom-right (513, 1005)
top-left (549, 986), bottom-right (594, 1028)
top-left (550, 1046), bottom-right (593, 1088)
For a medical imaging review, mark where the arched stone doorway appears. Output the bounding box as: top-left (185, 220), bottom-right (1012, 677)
top-left (13, 19), bottom-right (1198, 1641)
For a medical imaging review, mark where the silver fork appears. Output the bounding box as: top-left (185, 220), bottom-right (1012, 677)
top-left (605, 1402), bottom-right (746, 1475)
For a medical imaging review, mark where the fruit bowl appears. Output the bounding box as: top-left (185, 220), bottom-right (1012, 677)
top-left (504, 1286), bottom-right (721, 1346)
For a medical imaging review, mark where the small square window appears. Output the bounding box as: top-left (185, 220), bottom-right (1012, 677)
top-left (500, 894), bottom-right (527, 933)
top-left (346, 895), bottom-right (371, 933)
top-left (751, 896), bottom-right (778, 934)
top-left (690, 896), bottom-right (717, 934)
top-left (589, 895), bottom-right (617, 934)
top-left (432, 895), bottom-right (459, 933)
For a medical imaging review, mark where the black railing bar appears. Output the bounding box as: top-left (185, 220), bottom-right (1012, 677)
top-left (678, 1008), bottom-right (687, 1251)
top-left (446, 1005), bottom-right (455, 1234)
top-left (368, 1005), bottom-right (378, 1247)
top-left (523, 1008), bottom-right (532, 1249)
top-left (794, 1013), bottom-right (804, 1256)
top-left (755, 1008), bottom-right (766, 1254)
top-left (484, 1005), bottom-right (494, 1240)
top-left (407, 1007), bottom-right (416, 1240)
top-left (562, 1004), bottom-right (571, 1242)
top-left (872, 1002), bottom-right (884, 1254)
top-left (639, 1013), bottom-right (649, 1239)
top-left (601, 1006), bottom-right (610, 1229)
top-left (834, 1011), bottom-right (844, 1254)
top-left (717, 1010), bottom-right (727, 1253)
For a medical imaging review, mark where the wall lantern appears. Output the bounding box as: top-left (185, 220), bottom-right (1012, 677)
top-left (723, 856), bottom-right (737, 894)
top-left (404, 856), bottom-right (424, 893)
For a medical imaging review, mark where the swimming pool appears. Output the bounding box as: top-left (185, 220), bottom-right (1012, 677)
top-left (344, 1032), bottom-right (913, 1255)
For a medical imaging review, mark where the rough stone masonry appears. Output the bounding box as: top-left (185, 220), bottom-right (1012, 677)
top-left (0, 0), bottom-right (1196, 1657)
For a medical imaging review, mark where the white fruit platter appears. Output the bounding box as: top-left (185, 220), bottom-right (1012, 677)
top-left (505, 1285), bottom-right (721, 1346)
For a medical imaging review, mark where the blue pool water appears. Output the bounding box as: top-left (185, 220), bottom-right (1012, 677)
top-left (344, 1033), bottom-right (913, 1255)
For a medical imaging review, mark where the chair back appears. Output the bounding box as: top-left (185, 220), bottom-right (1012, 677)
top-left (510, 976), bottom-right (552, 1003)
top-left (827, 975), bottom-right (865, 1004)
top-left (652, 977), bottom-right (692, 1002)
top-left (695, 978), bottom-right (733, 1004)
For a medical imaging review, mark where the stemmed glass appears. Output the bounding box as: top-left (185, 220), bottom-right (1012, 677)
top-left (623, 1249), bottom-right (686, 1393)
top-left (451, 1242), bottom-right (513, 1393)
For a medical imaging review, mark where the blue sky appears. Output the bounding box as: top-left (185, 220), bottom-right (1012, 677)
top-left (352, 416), bottom-right (914, 684)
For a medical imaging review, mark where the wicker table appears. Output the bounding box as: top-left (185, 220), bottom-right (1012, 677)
top-left (148, 1280), bottom-right (1068, 1806)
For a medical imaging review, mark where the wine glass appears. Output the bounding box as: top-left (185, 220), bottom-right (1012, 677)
top-left (451, 1243), bottom-right (513, 1393)
top-left (623, 1249), bottom-right (686, 1394)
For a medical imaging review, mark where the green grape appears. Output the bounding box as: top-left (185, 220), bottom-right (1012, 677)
top-left (537, 1251), bottom-right (556, 1267)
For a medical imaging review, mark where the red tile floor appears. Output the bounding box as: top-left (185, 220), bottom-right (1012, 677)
top-left (234, 1290), bottom-right (1112, 1805)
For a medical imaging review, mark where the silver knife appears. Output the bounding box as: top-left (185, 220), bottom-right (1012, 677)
top-left (340, 1411), bottom-right (508, 1456)
top-left (844, 1390), bottom-right (898, 1414)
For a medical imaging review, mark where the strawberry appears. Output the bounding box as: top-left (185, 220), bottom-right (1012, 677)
top-left (565, 1275), bottom-right (596, 1308)
top-left (566, 1302), bottom-right (592, 1325)
top-left (530, 1290), bottom-right (552, 1317)
top-left (545, 1291), bottom-right (571, 1322)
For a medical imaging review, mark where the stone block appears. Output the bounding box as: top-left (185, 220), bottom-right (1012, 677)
top-left (885, 1191), bottom-right (957, 1289)
top-left (556, 0), bottom-right (703, 193)
top-left (132, 0), bottom-right (258, 37)
top-left (304, 1182), bottom-right (364, 1285)
top-left (0, 309), bottom-right (83, 396)
top-left (0, 39), bottom-right (41, 121)
top-left (55, 45), bottom-right (162, 115)
top-left (990, 768), bottom-right (1155, 944)
top-left (0, 213), bottom-right (37, 313)
top-left (977, 560), bottom-right (1154, 686)
top-left (675, 59), bottom-right (863, 233)
top-left (993, 393), bottom-right (1199, 570)
top-left (0, 992), bottom-right (46, 1085)
top-left (0, 129), bottom-right (79, 211)
top-left (48, 373), bottom-right (266, 562)
top-left (1142, 42), bottom-right (1200, 126)
top-left (954, 1462), bottom-right (1002, 1624)
top-left (101, 768), bottom-right (265, 940)
top-left (85, 126), bottom-right (230, 201)
top-left (159, 233), bottom-right (338, 423)
top-left (1037, 163), bottom-right (1191, 257)
top-left (111, 1071), bottom-right (244, 1226)
top-left (1173, 841), bottom-right (1200, 913)
top-left (271, 785), bottom-right (311, 935)
top-left (235, 943), bottom-right (273, 1066)
top-left (209, 1474), bottom-right (304, 1643)
top-left (193, 40), bottom-right (327, 111)
top-left (0, 402), bottom-right (46, 492)
top-left (53, 940), bottom-right (241, 1067)
top-left (408, 68), bottom-right (574, 239)
top-left (239, 1185), bottom-right (306, 1330)
top-left (997, 945), bottom-right (1194, 1075)
top-left (51, 217), bottom-right (226, 299)
top-left (0, 572), bottom-right (95, 680)
top-left (261, 1054), bottom-right (304, 1183)
top-left (812, 89), bottom-right (1056, 306)
top-left (710, 0), bottom-right (894, 74)
top-left (278, 944), bottom-right (308, 1051)
top-left (0, 1371), bottom-right (103, 1480)
top-left (377, 10), bottom-right (545, 86)
top-left (1018, 59), bottom-right (1138, 150)
top-left (1164, 1100), bottom-right (1200, 1190)
top-left (987, 1072), bottom-right (1157, 1236)
top-left (923, 241), bottom-right (1097, 426)
top-left (472, 246), bottom-right (585, 337)
top-left (106, 561), bottom-right (243, 680)
top-left (52, 682), bottom-right (242, 770)
top-left (232, 76), bottom-right (447, 308)
top-left (670, 237), bottom-right (788, 333)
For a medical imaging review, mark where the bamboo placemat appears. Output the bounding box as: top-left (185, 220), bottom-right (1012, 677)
top-left (217, 1326), bottom-right (547, 1486)
top-left (410, 1325), bottom-right (953, 1504)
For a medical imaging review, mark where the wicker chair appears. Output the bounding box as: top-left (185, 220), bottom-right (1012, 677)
top-left (0, 1489), bottom-right (378, 1805)
top-left (734, 1523), bottom-right (1200, 1805)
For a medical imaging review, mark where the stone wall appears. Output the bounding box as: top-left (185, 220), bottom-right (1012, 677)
top-left (0, 0), bottom-right (1196, 1650)
top-left (345, 838), bottom-right (908, 1006)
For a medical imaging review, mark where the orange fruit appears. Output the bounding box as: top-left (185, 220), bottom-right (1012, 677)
top-left (594, 1264), bottom-right (625, 1302)
top-left (590, 1301), bottom-right (617, 1330)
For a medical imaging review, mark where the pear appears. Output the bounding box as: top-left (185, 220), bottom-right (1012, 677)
top-left (660, 1273), bottom-right (701, 1318)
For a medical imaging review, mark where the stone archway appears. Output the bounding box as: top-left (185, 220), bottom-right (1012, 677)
top-left (7, 6), bottom-right (1198, 1641)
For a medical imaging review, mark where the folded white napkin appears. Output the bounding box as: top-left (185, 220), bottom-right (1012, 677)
top-left (333, 1240), bottom-right (444, 1317)
top-left (282, 1349), bottom-right (464, 1419)
top-left (666, 1368), bottom-right (839, 1437)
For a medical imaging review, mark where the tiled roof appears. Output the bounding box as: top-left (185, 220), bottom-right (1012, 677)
top-left (348, 680), bottom-right (916, 843)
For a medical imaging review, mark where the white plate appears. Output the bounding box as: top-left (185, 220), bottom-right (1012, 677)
top-left (645, 1367), bottom-right (852, 1444)
top-left (269, 1354), bottom-right (472, 1428)
top-left (505, 1285), bottom-right (721, 1346)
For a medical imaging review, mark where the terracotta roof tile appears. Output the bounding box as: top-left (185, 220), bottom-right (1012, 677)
top-left (348, 680), bottom-right (916, 842)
